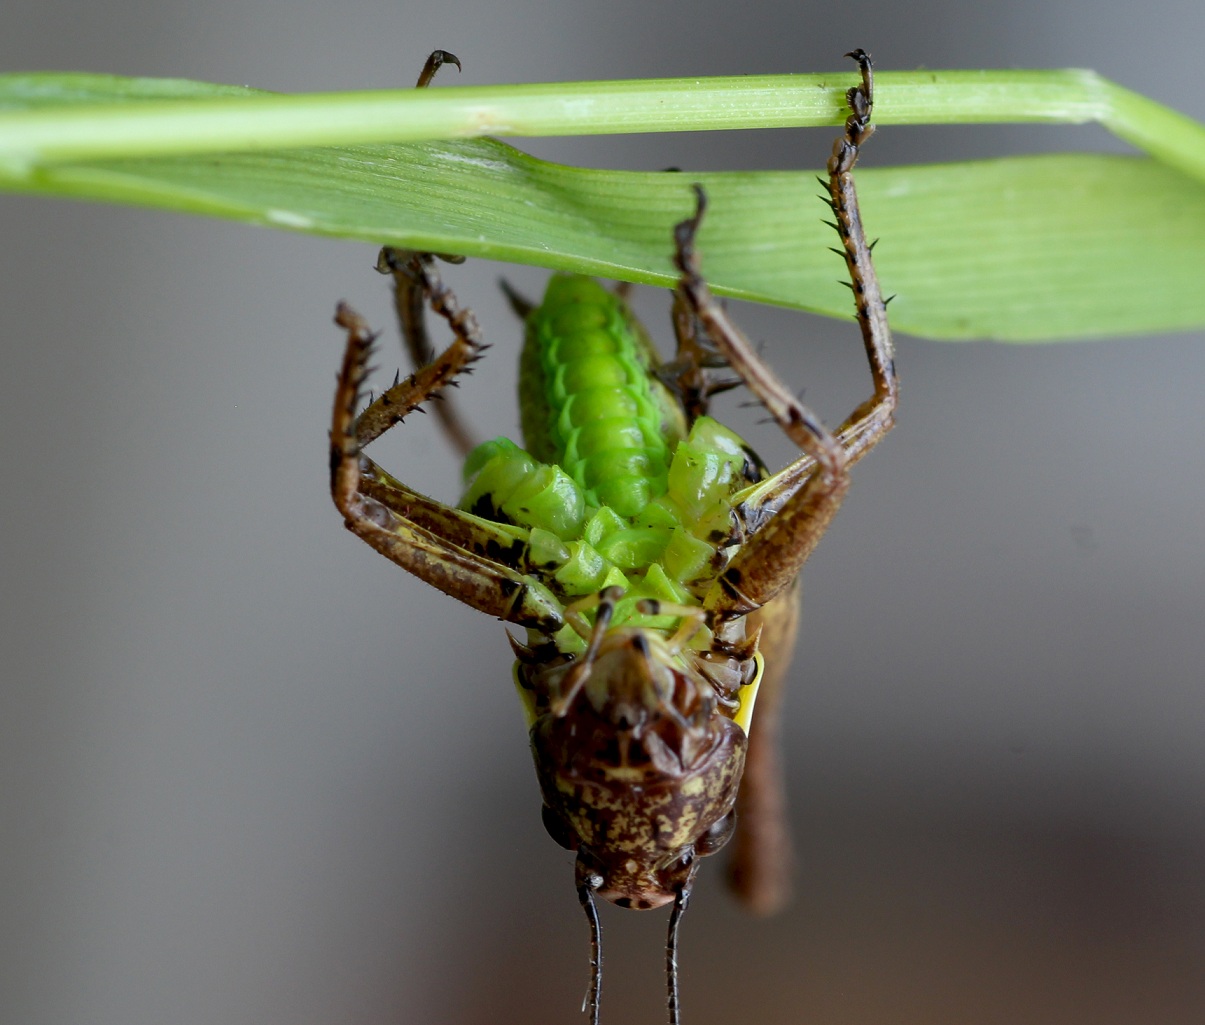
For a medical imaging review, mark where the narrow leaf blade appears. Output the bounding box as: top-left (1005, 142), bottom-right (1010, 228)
top-left (3, 73), bottom-right (1202, 340)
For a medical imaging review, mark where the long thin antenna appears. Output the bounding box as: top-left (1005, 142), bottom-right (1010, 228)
top-left (666, 862), bottom-right (699, 1025)
top-left (577, 873), bottom-right (604, 1025)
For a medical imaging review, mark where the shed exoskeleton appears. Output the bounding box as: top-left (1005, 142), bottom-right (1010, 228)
top-left (328, 49), bottom-right (896, 1025)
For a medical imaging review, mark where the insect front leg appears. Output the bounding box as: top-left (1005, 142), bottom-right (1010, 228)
top-left (372, 48), bottom-right (477, 456)
top-left (657, 289), bottom-right (741, 423)
top-left (330, 298), bottom-right (563, 634)
top-left (375, 247), bottom-right (478, 455)
top-left (348, 253), bottom-right (488, 447)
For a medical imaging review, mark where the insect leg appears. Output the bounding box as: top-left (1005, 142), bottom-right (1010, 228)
top-left (675, 201), bottom-right (845, 927)
top-left (725, 583), bottom-right (800, 915)
top-left (374, 248), bottom-right (478, 455)
top-left (673, 188), bottom-right (850, 621)
top-left (713, 51), bottom-right (893, 915)
top-left (732, 50), bottom-right (897, 523)
top-left (657, 288), bottom-right (740, 423)
top-left (351, 254), bottom-right (485, 448)
top-left (372, 48), bottom-right (477, 456)
top-left (824, 49), bottom-right (898, 466)
top-left (697, 50), bottom-right (893, 620)
top-left (330, 303), bottom-right (563, 633)
top-left (414, 48), bottom-right (460, 88)
top-left (552, 587), bottom-right (622, 715)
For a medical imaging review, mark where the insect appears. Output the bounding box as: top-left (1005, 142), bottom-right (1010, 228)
top-left (329, 49), bottom-right (896, 1025)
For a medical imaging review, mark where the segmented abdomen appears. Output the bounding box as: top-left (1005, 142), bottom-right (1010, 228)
top-left (521, 275), bottom-right (672, 518)
top-left (459, 273), bottom-right (759, 608)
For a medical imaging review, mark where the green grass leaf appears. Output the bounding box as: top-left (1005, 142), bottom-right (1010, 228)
top-left (2, 72), bottom-right (1203, 340)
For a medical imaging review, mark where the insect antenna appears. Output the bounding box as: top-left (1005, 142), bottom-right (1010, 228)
top-left (666, 863), bottom-right (699, 1025)
top-left (577, 873), bottom-right (604, 1025)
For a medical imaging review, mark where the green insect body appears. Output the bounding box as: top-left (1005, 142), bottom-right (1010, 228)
top-left (459, 274), bottom-right (762, 640)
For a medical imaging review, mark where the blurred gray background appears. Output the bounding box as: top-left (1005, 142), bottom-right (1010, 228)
top-left (3, 2), bottom-right (1204, 1023)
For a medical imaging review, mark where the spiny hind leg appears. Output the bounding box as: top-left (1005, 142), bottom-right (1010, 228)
top-left (330, 303), bottom-right (563, 633)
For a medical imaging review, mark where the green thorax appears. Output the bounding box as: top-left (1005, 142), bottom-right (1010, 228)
top-left (460, 275), bottom-right (760, 629)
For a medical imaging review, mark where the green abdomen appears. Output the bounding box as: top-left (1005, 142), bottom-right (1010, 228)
top-left (459, 274), bottom-right (759, 611)
top-left (519, 276), bottom-right (674, 518)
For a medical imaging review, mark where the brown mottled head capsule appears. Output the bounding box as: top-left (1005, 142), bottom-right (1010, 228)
top-left (525, 627), bottom-right (748, 909)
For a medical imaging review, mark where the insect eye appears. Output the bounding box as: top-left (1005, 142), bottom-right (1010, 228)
top-left (695, 811), bottom-right (737, 856)
top-left (541, 803), bottom-right (579, 851)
